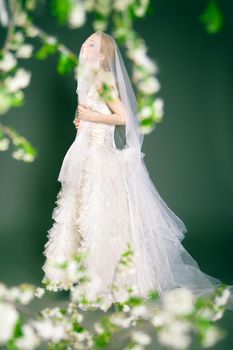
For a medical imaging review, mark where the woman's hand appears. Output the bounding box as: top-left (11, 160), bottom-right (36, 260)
top-left (73, 104), bottom-right (97, 131)
top-left (77, 104), bottom-right (96, 121)
top-left (73, 116), bottom-right (80, 130)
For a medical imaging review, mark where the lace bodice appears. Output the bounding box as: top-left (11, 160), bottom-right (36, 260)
top-left (76, 83), bottom-right (117, 147)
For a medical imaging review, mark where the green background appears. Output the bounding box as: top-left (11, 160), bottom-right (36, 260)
top-left (0, 0), bottom-right (232, 349)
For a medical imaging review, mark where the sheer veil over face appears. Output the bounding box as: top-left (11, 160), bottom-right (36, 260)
top-left (76, 31), bottom-right (144, 153)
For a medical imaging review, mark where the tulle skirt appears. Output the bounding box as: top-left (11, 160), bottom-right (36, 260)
top-left (42, 126), bottom-right (233, 310)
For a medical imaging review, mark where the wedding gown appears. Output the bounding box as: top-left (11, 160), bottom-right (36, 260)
top-left (42, 84), bottom-right (233, 310)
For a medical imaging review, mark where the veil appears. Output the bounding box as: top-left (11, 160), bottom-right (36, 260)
top-left (75, 31), bottom-right (189, 241)
top-left (76, 31), bottom-right (143, 152)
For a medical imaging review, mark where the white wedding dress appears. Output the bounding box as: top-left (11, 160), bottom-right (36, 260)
top-left (42, 84), bottom-right (233, 309)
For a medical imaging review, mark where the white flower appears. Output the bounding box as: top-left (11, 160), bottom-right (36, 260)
top-left (128, 47), bottom-right (158, 74)
top-left (139, 124), bottom-right (154, 135)
top-left (153, 97), bottom-right (164, 118)
top-left (7, 285), bottom-right (34, 304)
top-left (131, 330), bottom-right (151, 345)
top-left (197, 307), bottom-right (215, 320)
top-left (0, 51), bottom-right (17, 71)
top-left (71, 271), bottom-right (103, 302)
top-left (163, 288), bottom-right (195, 316)
top-left (5, 68), bottom-right (31, 93)
top-left (110, 313), bottom-right (130, 328)
top-left (151, 310), bottom-right (174, 327)
top-left (201, 325), bottom-right (224, 348)
top-left (131, 305), bottom-right (148, 318)
top-left (16, 324), bottom-right (40, 350)
top-left (114, 0), bottom-right (134, 11)
top-left (94, 322), bottom-right (105, 334)
top-left (41, 307), bottom-right (63, 319)
top-left (7, 287), bottom-right (21, 301)
top-left (158, 320), bottom-right (192, 349)
top-left (34, 287), bottom-right (45, 299)
top-left (135, 6), bottom-right (147, 17)
top-left (0, 138), bottom-right (10, 151)
top-left (31, 319), bottom-right (67, 342)
top-left (12, 148), bottom-right (25, 160)
top-left (25, 26), bottom-right (40, 38)
top-left (0, 302), bottom-right (19, 344)
top-left (123, 304), bottom-right (131, 312)
top-left (138, 76), bottom-right (161, 94)
top-left (15, 12), bottom-right (28, 26)
top-left (132, 68), bottom-right (146, 82)
top-left (68, 1), bottom-right (86, 28)
top-left (0, 283), bottom-right (8, 299)
top-left (139, 106), bottom-right (152, 120)
top-left (215, 288), bottom-right (230, 307)
top-left (16, 44), bottom-right (34, 58)
top-left (212, 310), bottom-right (224, 321)
top-left (18, 289), bottom-right (34, 305)
top-left (46, 36), bottom-right (57, 45)
top-left (22, 153), bottom-right (35, 162)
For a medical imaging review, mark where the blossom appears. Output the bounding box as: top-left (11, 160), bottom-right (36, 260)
top-left (71, 271), bottom-right (103, 303)
top-left (151, 309), bottom-right (174, 327)
top-left (114, 0), bottom-right (135, 11)
top-left (7, 285), bottom-right (34, 305)
top-left (15, 12), bottom-right (28, 26)
top-left (0, 302), bottom-right (19, 344)
top-left (5, 68), bottom-right (31, 93)
top-left (138, 106), bottom-right (153, 120)
top-left (215, 288), bottom-right (230, 307)
top-left (131, 305), bottom-right (148, 318)
top-left (31, 319), bottom-right (68, 342)
top-left (131, 330), bottom-right (151, 345)
top-left (201, 325), bottom-right (224, 348)
top-left (34, 287), bottom-right (45, 299)
top-left (158, 320), bottom-right (192, 349)
top-left (68, 1), bottom-right (86, 28)
top-left (0, 51), bottom-right (17, 71)
top-left (16, 44), bottom-right (34, 58)
top-left (0, 138), bottom-right (10, 151)
top-left (12, 148), bottom-right (25, 160)
top-left (16, 324), bottom-right (40, 350)
top-left (0, 283), bottom-right (8, 298)
top-left (139, 124), bottom-right (155, 135)
top-left (128, 47), bottom-right (158, 74)
top-left (138, 76), bottom-right (161, 94)
top-left (153, 97), bottom-right (164, 118)
top-left (163, 288), bottom-right (195, 316)
top-left (25, 26), bottom-right (40, 38)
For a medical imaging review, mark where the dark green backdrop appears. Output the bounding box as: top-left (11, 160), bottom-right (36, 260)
top-left (0, 1), bottom-right (232, 348)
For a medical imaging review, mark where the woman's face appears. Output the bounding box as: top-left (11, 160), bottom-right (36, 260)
top-left (79, 34), bottom-right (101, 68)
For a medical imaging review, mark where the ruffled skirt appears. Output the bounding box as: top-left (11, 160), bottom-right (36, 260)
top-left (42, 127), bottom-right (233, 310)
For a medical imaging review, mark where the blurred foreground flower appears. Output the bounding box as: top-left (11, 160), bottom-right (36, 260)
top-left (0, 243), bottom-right (231, 349)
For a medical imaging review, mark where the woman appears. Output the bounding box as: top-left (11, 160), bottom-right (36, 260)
top-left (42, 31), bottom-right (233, 310)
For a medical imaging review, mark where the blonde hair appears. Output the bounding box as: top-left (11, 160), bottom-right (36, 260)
top-left (94, 31), bottom-right (116, 71)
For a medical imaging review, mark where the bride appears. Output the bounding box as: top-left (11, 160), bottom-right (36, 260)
top-left (42, 31), bottom-right (233, 310)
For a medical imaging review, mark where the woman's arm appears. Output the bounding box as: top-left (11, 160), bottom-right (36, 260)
top-left (91, 110), bottom-right (126, 125)
top-left (78, 97), bottom-right (127, 126)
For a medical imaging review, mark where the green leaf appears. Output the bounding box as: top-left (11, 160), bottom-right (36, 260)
top-left (35, 43), bottom-right (58, 60)
top-left (94, 332), bottom-right (112, 347)
top-left (50, 0), bottom-right (72, 25)
top-left (199, 0), bottom-right (224, 34)
top-left (11, 91), bottom-right (25, 107)
top-left (57, 53), bottom-right (78, 75)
